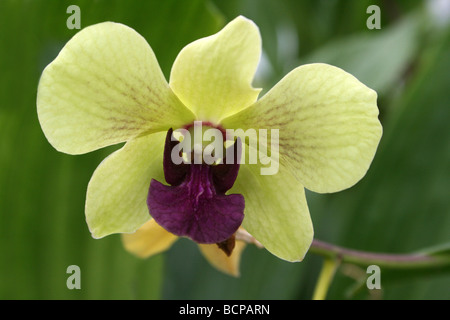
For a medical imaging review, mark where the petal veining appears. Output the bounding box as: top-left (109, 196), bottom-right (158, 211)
top-left (37, 22), bottom-right (194, 155)
top-left (222, 63), bottom-right (382, 193)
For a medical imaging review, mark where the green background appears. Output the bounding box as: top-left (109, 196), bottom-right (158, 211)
top-left (0, 0), bottom-right (449, 299)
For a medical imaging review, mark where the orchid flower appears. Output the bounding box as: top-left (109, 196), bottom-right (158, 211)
top-left (37, 16), bottom-right (382, 276)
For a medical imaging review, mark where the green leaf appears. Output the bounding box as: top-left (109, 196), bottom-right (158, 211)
top-left (302, 12), bottom-right (421, 95)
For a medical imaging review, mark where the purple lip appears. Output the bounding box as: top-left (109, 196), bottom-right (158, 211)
top-left (147, 129), bottom-right (245, 244)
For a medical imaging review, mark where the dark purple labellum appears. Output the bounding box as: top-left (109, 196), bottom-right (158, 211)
top-left (147, 129), bottom-right (245, 244)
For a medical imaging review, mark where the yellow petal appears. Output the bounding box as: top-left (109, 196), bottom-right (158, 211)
top-left (222, 63), bottom-right (382, 193)
top-left (37, 22), bottom-right (194, 155)
top-left (230, 154), bottom-right (313, 262)
top-left (198, 241), bottom-right (246, 277)
top-left (122, 219), bottom-right (178, 258)
top-left (86, 132), bottom-right (166, 239)
top-left (169, 16), bottom-right (261, 122)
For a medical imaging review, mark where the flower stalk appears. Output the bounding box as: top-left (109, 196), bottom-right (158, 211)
top-left (312, 258), bottom-right (340, 300)
top-left (235, 233), bottom-right (450, 271)
top-left (235, 233), bottom-right (450, 298)
top-left (309, 239), bottom-right (450, 270)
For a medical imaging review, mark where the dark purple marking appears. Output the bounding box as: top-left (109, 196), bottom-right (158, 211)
top-left (147, 129), bottom-right (244, 244)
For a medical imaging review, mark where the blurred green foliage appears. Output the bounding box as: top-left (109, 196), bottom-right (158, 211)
top-left (0, 0), bottom-right (449, 299)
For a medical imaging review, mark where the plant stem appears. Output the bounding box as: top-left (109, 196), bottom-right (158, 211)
top-left (309, 239), bottom-right (447, 270)
top-left (312, 258), bottom-right (339, 300)
top-left (234, 230), bottom-right (450, 270)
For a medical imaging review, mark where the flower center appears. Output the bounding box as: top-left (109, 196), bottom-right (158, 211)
top-left (146, 128), bottom-right (245, 245)
top-left (183, 121), bottom-right (227, 140)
